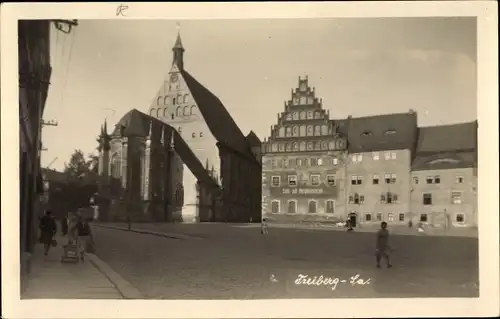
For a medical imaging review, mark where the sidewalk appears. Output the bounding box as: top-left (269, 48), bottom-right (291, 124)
top-left (22, 233), bottom-right (144, 299)
top-left (92, 223), bottom-right (202, 240)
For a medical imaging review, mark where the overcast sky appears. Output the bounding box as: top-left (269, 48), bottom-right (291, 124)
top-left (41, 17), bottom-right (477, 170)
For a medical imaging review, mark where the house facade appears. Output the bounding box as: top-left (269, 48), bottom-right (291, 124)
top-left (410, 122), bottom-right (478, 227)
top-left (261, 75), bottom-right (477, 230)
top-left (261, 76), bottom-right (349, 223)
top-left (345, 111), bottom-right (418, 227)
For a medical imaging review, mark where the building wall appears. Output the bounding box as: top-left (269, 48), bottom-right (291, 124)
top-left (346, 149), bottom-right (412, 225)
top-left (148, 65), bottom-right (220, 180)
top-left (218, 143), bottom-right (260, 222)
top-left (410, 167), bottom-right (478, 227)
top-left (262, 151), bottom-right (347, 222)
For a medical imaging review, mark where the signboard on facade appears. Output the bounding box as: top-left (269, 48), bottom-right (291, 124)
top-left (269, 186), bottom-right (336, 197)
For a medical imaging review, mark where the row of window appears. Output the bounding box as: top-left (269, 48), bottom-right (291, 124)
top-left (149, 105), bottom-right (197, 119)
top-left (351, 151), bottom-right (397, 163)
top-left (266, 139), bottom-right (346, 153)
top-left (270, 157), bottom-right (340, 169)
top-left (270, 199), bottom-right (335, 214)
top-left (283, 110), bottom-right (324, 122)
top-left (276, 124), bottom-right (332, 138)
top-left (156, 94), bottom-right (189, 106)
top-left (291, 95), bottom-right (315, 106)
top-left (364, 212), bottom-right (466, 224)
top-left (271, 174), bottom-right (336, 187)
top-left (348, 192), bottom-right (400, 204)
top-left (423, 192), bottom-right (465, 205)
top-left (414, 175), bottom-right (464, 184)
top-left (351, 174), bottom-right (397, 185)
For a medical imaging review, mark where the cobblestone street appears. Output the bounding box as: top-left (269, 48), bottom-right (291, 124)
top-left (91, 223), bottom-right (479, 299)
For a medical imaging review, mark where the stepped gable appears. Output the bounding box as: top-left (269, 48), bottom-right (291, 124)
top-left (346, 111), bottom-right (418, 153)
top-left (245, 131), bottom-right (261, 147)
top-left (179, 69), bottom-right (254, 159)
top-left (112, 109), bottom-right (218, 188)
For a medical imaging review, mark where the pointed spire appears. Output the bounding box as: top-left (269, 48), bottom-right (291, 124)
top-left (100, 124), bottom-right (104, 136)
top-left (147, 121), bottom-right (153, 139)
top-left (103, 119), bottom-right (108, 135)
top-left (170, 129), bottom-right (175, 149)
top-left (160, 126), bottom-right (165, 144)
top-left (172, 22), bottom-right (185, 69)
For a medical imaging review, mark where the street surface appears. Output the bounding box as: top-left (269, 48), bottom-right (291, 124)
top-left (92, 223), bottom-right (479, 299)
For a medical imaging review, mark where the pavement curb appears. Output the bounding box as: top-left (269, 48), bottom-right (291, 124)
top-left (93, 224), bottom-right (202, 240)
top-left (87, 253), bottom-right (144, 299)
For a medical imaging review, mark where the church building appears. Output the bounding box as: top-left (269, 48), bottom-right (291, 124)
top-left (97, 30), bottom-right (262, 223)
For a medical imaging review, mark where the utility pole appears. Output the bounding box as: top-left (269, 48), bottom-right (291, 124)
top-left (40, 119), bottom-right (58, 151)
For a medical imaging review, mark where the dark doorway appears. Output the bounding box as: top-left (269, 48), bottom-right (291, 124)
top-left (349, 213), bottom-right (357, 228)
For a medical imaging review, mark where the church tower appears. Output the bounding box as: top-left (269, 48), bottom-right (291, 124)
top-left (172, 31), bottom-right (184, 70)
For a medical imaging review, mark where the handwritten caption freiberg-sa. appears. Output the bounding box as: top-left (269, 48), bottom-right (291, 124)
top-left (294, 273), bottom-right (371, 291)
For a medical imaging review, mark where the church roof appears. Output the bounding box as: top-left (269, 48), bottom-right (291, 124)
top-left (346, 111), bottom-right (418, 153)
top-left (245, 131), bottom-right (261, 147)
top-left (415, 121), bottom-right (477, 153)
top-left (112, 109), bottom-right (219, 189)
top-left (179, 69), bottom-right (255, 160)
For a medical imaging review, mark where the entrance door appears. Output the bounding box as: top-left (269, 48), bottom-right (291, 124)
top-left (349, 213), bottom-right (357, 228)
top-left (288, 200), bottom-right (296, 214)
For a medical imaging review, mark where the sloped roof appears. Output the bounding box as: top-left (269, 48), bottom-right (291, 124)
top-left (111, 109), bottom-right (219, 189)
top-left (416, 121), bottom-right (477, 153)
top-left (346, 112), bottom-right (418, 153)
top-left (245, 131), bottom-right (261, 147)
top-left (179, 69), bottom-right (254, 160)
top-left (411, 151), bottom-right (476, 171)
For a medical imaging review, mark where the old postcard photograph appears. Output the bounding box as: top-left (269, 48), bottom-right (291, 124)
top-left (1, 1), bottom-right (498, 318)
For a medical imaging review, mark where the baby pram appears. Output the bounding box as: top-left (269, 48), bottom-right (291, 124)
top-left (61, 238), bottom-right (79, 263)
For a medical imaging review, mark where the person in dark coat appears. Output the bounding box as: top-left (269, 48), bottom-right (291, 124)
top-left (60, 214), bottom-right (69, 236)
top-left (39, 211), bottom-right (57, 255)
top-left (375, 222), bottom-right (392, 268)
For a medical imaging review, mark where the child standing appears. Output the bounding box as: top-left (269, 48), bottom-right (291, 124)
top-left (261, 217), bottom-right (269, 235)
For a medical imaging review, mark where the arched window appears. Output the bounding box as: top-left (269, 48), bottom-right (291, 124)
top-left (183, 106), bottom-right (190, 116)
top-left (292, 142), bottom-right (298, 151)
top-left (110, 153), bottom-right (120, 178)
top-left (292, 126), bottom-right (299, 137)
top-left (314, 125), bottom-right (321, 136)
top-left (149, 108), bottom-right (156, 116)
top-left (156, 108), bottom-right (161, 118)
top-left (285, 143), bottom-right (291, 152)
top-left (157, 96), bottom-right (162, 105)
top-left (285, 127), bottom-right (292, 137)
top-left (314, 141), bottom-right (321, 150)
top-left (200, 132), bottom-right (204, 138)
top-left (183, 94), bottom-right (189, 103)
top-left (177, 94), bottom-right (183, 104)
top-left (299, 111), bottom-right (306, 120)
top-left (163, 108), bottom-right (168, 117)
top-left (307, 111), bottom-right (313, 119)
top-left (192, 132), bottom-right (196, 138)
top-left (278, 127), bottom-right (285, 137)
top-left (190, 105), bottom-right (197, 116)
top-left (176, 106), bottom-right (182, 117)
top-left (314, 111), bottom-right (322, 119)
top-left (164, 96), bottom-right (169, 105)
top-left (175, 184), bottom-right (184, 206)
top-left (173, 97), bottom-right (177, 105)
top-left (292, 112), bottom-right (299, 120)
top-left (307, 125), bottom-right (314, 136)
top-left (285, 113), bottom-right (292, 121)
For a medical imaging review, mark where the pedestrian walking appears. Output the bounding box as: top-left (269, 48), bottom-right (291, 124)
top-left (39, 211), bottom-right (57, 256)
top-left (71, 215), bottom-right (92, 261)
top-left (261, 218), bottom-right (269, 235)
top-left (375, 221), bottom-right (393, 269)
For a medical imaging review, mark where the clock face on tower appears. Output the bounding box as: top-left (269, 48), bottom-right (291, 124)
top-left (170, 73), bottom-right (179, 83)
